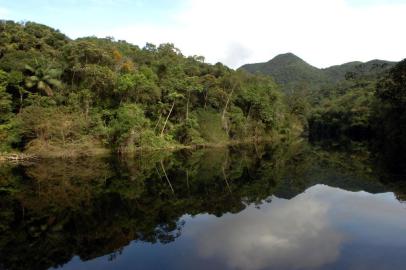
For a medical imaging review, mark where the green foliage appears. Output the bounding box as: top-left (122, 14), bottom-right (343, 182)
top-left (0, 21), bottom-right (68, 58)
top-left (18, 106), bottom-right (89, 146)
top-left (236, 73), bottom-right (281, 128)
top-left (2, 20), bottom-right (401, 155)
top-left (174, 113), bottom-right (205, 145)
top-left (24, 62), bottom-right (63, 96)
top-left (196, 109), bottom-right (228, 143)
top-left (376, 59), bottom-right (406, 108)
top-left (307, 58), bottom-right (406, 143)
top-left (240, 53), bottom-right (330, 93)
top-left (0, 70), bottom-right (12, 122)
top-left (309, 85), bottom-right (375, 139)
top-left (0, 20), bottom-right (294, 154)
top-left (0, 70), bottom-right (20, 151)
top-left (0, 118), bottom-right (22, 152)
top-left (109, 104), bottom-right (163, 151)
top-left (115, 68), bottom-right (160, 104)
top-left (374, 59), bottom-right (406, 145)
top-left (81, 64), bottom-right (117, 100)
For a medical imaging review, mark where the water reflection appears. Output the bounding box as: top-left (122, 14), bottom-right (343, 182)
top-left (0, 142), bottom-right (405, 270)
top-left (190, 186), bottom-right (406, 270)
top-left (193, 186), bottom-right (344, 270)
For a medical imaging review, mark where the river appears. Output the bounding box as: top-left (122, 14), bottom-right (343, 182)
top-left (0, 141), bottom-right (405, 270)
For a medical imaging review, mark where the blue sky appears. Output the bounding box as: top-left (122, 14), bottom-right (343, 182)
top-left (1, 0), bottom-right (405, 68)
top-left (0, 0), bottom-right (184, 37)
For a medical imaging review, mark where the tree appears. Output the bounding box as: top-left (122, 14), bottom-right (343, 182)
top-left (116, 73), bottom-right (137, 104)
top-left (220, 74), bottom-right (241, 134)
top-left (374, 59), bottom-right (406, 143)
top-left (376, 59), bottom-right (406, 109)
top-left (0, 70), bottom-right (12, 123)
top-left (24, 63), bottom-right (62, 96)
top-left (200, 74), bottom-right (217, 109)
top-left (160, 91), bottom-right (184, 137)
top-left (109, 104), bottom-right (150, 151)
top-left (116, 69), bottom-right (160, 105)
top-left (0, 70), bottom-right (22, 151)
top-left (81, 64), bottom-right (117, 103)
top-left (184, 76), bottom-right (203, 121)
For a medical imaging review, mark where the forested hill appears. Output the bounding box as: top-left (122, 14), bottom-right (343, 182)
top-left (239, 53), bottom-right (396, 92)
top-left (0, 20), bottom-right (302, 157)
top-left (239, 53), bottom-right (326, 86)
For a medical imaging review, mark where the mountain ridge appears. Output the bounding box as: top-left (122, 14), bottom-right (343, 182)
top-left (239, 53), bottom-right (396, 92)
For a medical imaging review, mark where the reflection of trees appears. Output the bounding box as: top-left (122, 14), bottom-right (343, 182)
top-left (0, 141), bottom-right (404, 270)
top-left (308, 140), bottom-right (406, 201)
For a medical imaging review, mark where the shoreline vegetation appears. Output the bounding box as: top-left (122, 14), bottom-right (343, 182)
top-left (0, 135), bottom-right (292, 161)
top-left (0, 20), bottom-right (405, 163)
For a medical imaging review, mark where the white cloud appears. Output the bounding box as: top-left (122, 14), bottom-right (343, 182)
top-left (182, 184), bottom-right (406, 270)
top-left (186, 187), bottom-right (344, 270)
top-left (91, 0), bottom-right (406, 68)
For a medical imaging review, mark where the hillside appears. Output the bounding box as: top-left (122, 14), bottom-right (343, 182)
top-left (239, 53), bottom-right (329, 93)
top-left (0, 20), bottom-right (297, 156)
top-left (239, 53), bottom-right (396, 92)
top-left (323, 59), bottom-right (396, 83)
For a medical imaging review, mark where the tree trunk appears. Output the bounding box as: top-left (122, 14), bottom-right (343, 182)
top-left (71, 69), bottom-right (76, 87)
top-left (221, 85), bottom-right (236, 133)
top-left (85, 100), bottom-right (89, 120)
top-left (154, 114), bottom-right (162, 132)
top-left (61, 130), bottom-right (65, 147)
top-left (19, 89), bottom-right (23, 113)
top-left (160, 101), bottom-right (175, 137)
top-left (245, 104), bottom-right (252, 134)
top-left (186, 90), bottom-right (190, 121)
top-left (161, 160), bottom-right (174, 194)
top-left (186, 169), bottom-right (189, 191)
top-left (204, 87), bottom-right (209, 109)
top-left (222, 85), bottom-right (235, 121)
top-left (222, 164), bottom-right (232, 194)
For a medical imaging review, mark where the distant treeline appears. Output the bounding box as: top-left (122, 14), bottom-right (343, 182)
top-left (308, 59), bottom-right (406, 149)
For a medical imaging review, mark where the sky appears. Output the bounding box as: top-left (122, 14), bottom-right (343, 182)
top-left (1, 0), bottom-right (405, 68)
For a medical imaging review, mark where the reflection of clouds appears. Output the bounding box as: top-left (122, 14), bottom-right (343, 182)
top-left (191, 188), bottom-right (344, 270)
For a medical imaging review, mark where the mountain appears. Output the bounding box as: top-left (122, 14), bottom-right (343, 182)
top-left (239, 53), bottom-right (396, 92)
top-left (240, 53), bottom-right (327, 85)
top-left (323, 59), bottom-right (396, 83)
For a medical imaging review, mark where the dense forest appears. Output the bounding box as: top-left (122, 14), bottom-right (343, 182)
top-left (307, 59), bottom-right (406, 149)
top-left (0, 20), bottom-right (405, 158)
top-left (0, 20), bottom-right (302, 157)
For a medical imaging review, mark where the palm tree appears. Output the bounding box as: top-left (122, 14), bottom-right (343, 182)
top-left (24, 64), bottom-right (62, 96)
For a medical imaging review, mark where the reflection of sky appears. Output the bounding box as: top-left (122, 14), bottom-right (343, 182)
top-left (189, 189), bottom-right (343, 270)
top-left (55, 185), bottom-right (406, 270)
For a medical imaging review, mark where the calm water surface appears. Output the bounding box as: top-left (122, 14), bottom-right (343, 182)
top-left (0, 142), bottom-right (405, 270)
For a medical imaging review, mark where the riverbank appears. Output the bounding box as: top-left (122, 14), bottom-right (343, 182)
top-left (0, 153), bottom-right (38, 162)
top-left (0, 135), bottom-right (287, 162)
